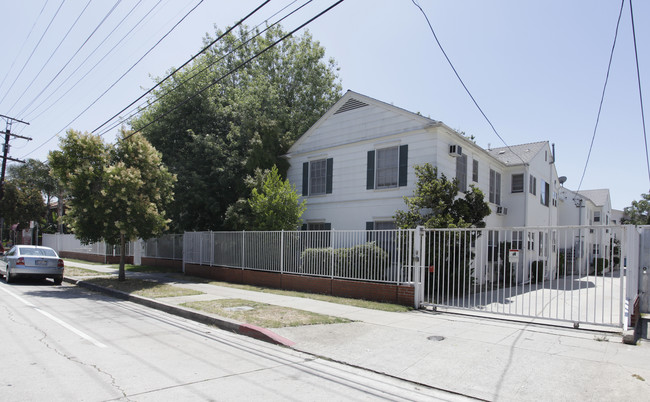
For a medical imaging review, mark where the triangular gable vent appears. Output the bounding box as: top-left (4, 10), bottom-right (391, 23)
top-left (334, 98), bottom-right (369, 114)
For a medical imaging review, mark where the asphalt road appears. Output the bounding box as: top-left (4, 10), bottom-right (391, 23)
top-left (0, 279), bottom-right (467, 401)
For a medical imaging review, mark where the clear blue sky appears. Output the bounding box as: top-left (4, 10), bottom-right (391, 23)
top-left (0, 0), bottom-right (647, 211)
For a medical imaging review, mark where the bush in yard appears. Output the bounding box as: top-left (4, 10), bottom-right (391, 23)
top-left (300, 242), bottom-right (389, 280)
top-left (594, 258), bottom-right (609, 275)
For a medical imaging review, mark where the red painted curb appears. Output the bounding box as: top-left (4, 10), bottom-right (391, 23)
top-left (238, 323), bottom-right (295, 347)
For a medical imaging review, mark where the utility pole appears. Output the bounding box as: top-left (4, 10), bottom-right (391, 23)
top-left (0, 113), bottom-right (31, 201)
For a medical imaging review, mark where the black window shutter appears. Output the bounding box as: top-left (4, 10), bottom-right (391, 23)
top-left (301, 224), bottom-right (307, 231)
top-left (366, 221), bottom-right (374, 230)
top-left (366, 151), bottom-right (375, 189)
top-left (399, 144), bottom-right (408, 186)
top-left (302, 162), bottom-right (309, 196)
top-left (323, 222), bottom-right (332, 230)
top-left (326, 158), bottom-right (333, 194)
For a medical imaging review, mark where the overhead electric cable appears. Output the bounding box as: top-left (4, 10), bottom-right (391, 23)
top-left (0, 0), bottom-right (49, 94)
top-left (576, 0), bottom-right (625, 194)
top-left (8, 0), bottom-right (96, 115)
top-left (120, 0), bottom-right (346, 144)
top-left (629, 0), bottom-right (650, 185)
top-left (411, 0), bottom-right (527, 166)
top-left (22, 0), bottom-right (205, 158)
top-left (21, 0), bottom-right (148, 121)
top-left (92, 0), bottom-right (273, 134)
top-left (95, 0), bottom-right (309, 136)
top-left (0, 0), bottom-right (66, 106)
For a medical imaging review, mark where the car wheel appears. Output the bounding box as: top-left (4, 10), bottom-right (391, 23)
top-left (5, 267), bottom-right (12, 283)
top-left (53, 275), bottom-right (63, 285)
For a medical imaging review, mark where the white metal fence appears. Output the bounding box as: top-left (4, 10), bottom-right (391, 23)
top-left (415, 225), bottom-right (638, 328)
top-left (183, 230), bottom-right (416, 284)
top-left (143, 234), bottom-right (183, 260)
top-left (43, 233), bottom-right (135, 257)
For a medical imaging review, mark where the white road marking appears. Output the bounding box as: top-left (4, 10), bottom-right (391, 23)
top-left (0, 284), bottom-right (108, 348)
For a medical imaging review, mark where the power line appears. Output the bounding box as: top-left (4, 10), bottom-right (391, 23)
top-left (92, 0), bottom-right (273, 135)
top-left (95, 0), bottom-right (310, 137)
top-left (0, 0), bottom-right (49, 94)
top-left (629, 0), bottom-right (650, 186)
top-left (0, 0), bottom-right (66, 107)
top-left (15, 0), bottom-right (126, 118)
top-left (121, 0), bottom-right (346, 144)
top-left (7, 0), bottom-right (96, 115)
top-left (411, 0), bottom-right (527, 166)
top-left (22, 0), bottom-right (159, 122)
top-left (22, 0), bottom-right (205, 158)
top-left (576, 0), bottom-right (625, 194)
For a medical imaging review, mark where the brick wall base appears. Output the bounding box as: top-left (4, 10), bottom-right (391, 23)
top-left (184, 263), bottom-right (415, 306)
top-left (141, 257), bottom-right (182, 271)
top-left (59, 251), bottom-right (133, 264)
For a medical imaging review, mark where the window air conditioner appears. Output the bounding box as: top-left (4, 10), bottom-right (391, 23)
top-left (449, 144), bottom-right (462, 157)
top-left (496, 206), bottom-right (508, 215)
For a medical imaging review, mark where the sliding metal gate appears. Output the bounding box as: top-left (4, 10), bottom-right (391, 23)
top-left (415, 225), bottom-right (639, 329)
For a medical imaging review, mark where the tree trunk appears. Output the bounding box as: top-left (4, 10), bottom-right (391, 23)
top-left (119, 234), bottom-right (126, 281)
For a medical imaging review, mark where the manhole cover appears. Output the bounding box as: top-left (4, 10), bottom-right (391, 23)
top-left (427, 335), bottom-right (445, 341)
top-left (224, 306), bottom-right (255, 312)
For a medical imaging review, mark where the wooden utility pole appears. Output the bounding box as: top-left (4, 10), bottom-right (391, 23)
top-left (0, 113), bottom-right (31, 201)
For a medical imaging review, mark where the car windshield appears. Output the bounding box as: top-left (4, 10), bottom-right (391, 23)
top-left (18, 247), bottom-right (57, 257)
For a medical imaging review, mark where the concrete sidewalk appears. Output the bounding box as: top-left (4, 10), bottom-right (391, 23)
top-left (64, 261), bottom-right (650, 401)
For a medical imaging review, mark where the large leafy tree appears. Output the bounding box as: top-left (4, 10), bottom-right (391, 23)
top-left (8, 159), bottom-right (60, 233)
top-left (623, 193), bottom-right (650, 225)
top-left (394, 164), bottom-right (491, 229)
top-left (131, 25), bottom-right (341, 231)
top-left (248, 165), bottom-right (305, 231)
top-left (0, 180), bottom-right (45, 236)
top-left (49, 129), bottom-right (176, 280)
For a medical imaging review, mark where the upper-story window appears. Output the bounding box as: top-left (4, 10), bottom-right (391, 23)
top-left (367, 145), bottom-right (408, 190)
top-left (472, 159), bottom-right (479, 182)
top-left (456, 154), bottom-right (468, 192)
top-left (489, 169), bottom-right (501, 205)
top-left (529, 175), bottom-right (537, 195)
top-left (302, 158), bottom-right (333, 196)
top-left (540, 180), bottom-right (549, 206)
top-left (511, 173), bottom-right (524, 193)
top-left (594, 211), bottom-right (601, 222)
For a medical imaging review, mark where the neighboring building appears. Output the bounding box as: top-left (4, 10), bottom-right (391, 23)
top-left (558, 188), bottom-right (613, 227)
top-left (285, 90), bottom-right (561, 230)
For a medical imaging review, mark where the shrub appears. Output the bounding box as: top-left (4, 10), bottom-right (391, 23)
top-left (300, 242), bottom-right (390, 280)
top-left (594, 258), bottom-right (609, 275)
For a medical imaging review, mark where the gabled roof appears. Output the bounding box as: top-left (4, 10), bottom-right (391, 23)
top-left (486, 141), bottom-right (548, 166)
top-left (577, 189), bottom-right (610, 207)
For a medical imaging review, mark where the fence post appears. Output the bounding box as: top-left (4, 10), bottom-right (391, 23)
top-left (413, 226), bottom-right (425, 308)
top-left (331, 230), bottom-right (335, 279)
top-left (280, 230), bottom-right (284, 274)
top-left (210, 231), bottom-right (214, 267)
top-left (242, 231), bottom-right (245, 269)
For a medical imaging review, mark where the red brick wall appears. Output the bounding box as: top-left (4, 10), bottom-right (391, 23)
top-left (184, 264), bottom-right (415, 306)
top-left (59, 251), bottom-right (134, 265)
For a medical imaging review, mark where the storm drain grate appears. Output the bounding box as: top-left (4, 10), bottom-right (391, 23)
top-left (427, 335), bottom-right (445, 341)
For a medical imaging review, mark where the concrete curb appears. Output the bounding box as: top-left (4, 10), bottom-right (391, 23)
top-left (63, 277), bottom-right (295, 347)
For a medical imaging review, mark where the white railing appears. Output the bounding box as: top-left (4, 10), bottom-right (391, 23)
top-left (418, 225), bottom-right (636, 328)
top-left (43, 233), bottom-right (134, 257)
top-left (143, 234), bottom-right (183, 260)
top-left (183, 230), bottom-right (416, 285)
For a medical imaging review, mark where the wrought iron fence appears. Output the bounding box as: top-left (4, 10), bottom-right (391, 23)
top-left (143, 234), bottom-right (183, 260)
top-left (183, 230), bottom-right (416, 285)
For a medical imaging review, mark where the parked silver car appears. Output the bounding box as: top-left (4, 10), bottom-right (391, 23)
top-left (0, 245), bottom-right (65, 285)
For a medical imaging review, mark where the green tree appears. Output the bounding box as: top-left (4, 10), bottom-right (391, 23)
top-left (394, 163), bottom-right (491, 300)
top-left (0, 180), bottom-right (45, 237)
top-left (132, 24), bottom-right (341, 231)
top-left (623, 193), bottom-right (650, 225)
top-left (8, 159), bottom-right (60, 233)
top-left (49, 129), bottom-right (176, 280)
top-left (394, 164), bottom-right (491, 229)
top-left (247, 165), bottom-right (305, 231)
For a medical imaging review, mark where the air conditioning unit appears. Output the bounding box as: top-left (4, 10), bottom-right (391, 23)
top-left (449, 144), bottom-right (462, 157)
top-left (496, 206), bottom-right (508, 215)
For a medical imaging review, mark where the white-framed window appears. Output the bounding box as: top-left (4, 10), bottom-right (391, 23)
top-left (376, 146), bottom-right (399, 188)
top-left (489, 169), bottom-right (501, 204)
top-left (529, 175), bottom-right (537, 195)
top-left (511, 230), bottom-right (523, 250)
top-left (594, 211), bottom-right (601, 222)
top-left (472, 159), bottom-right (479, 182)
top-left (456, 154), bottom-right (467, 192)
top-left (540, 180), bottom-right (549, 206)
top-left (511, 173), bottom-right (524, 193)
top-left (309, 159), bottom-right (327, 195)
